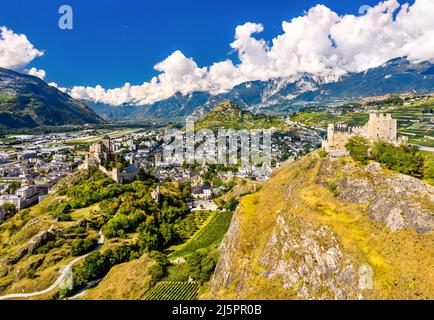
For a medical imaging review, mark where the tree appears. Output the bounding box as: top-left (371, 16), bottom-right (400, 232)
top-left (71, 237), bottom-right (98, 256)
top-left (423, 156), bottom-right (434, 180)
top-left (5, 181), bottom-right (21, 194)
top-left (187, 250), bottom-right (219, 284)
top-left (371, 142), bottom-right (424, 178)
top-left (159, 223), bottom-right (178, 246)
top-left (345, 136), bottom-right (370, 164)
top-left (138, 224), bottom-right (163, 252)
top-left (2, 203), bottom-right (17, 214)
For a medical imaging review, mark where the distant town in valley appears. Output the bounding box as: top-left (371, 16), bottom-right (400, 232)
top-left (1, 91), bottom-right (433, 220)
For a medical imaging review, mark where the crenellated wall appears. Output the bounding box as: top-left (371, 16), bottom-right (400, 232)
top-left (322, 112), bottom-right (407, 156)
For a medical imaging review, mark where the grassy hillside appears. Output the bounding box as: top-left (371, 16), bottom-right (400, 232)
top-left (79, 254), bottom-right (156, 300)
top-left (0, 167), bottom-right (239, 300)
top-left (0, 193), bottom-right (100, 295)
top-left (209, 153), bottom-right (434, 299)
top-left (0, 68), bottom-right (104, 129)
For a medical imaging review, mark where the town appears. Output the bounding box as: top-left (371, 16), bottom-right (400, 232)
top-left (0, 123), bottom-right (322, 221)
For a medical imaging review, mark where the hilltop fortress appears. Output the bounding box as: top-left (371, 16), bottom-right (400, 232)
top-left (82, 135), bottom-right (138, 183)
top-left (322, 112), bottom-right (408, 156)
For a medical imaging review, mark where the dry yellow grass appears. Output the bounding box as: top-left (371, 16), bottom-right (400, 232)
top-left (80, 255), bottom-right (155, 300)
top-left (212, 153), bottom-right (434, 299)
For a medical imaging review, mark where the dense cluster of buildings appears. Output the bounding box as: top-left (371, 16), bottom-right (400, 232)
top-left (0, 122), bottom-right (324, 221)
top-left (0, 134), bottom-right (88, 220)
top-left (0, 185), bottom-right (44, 211)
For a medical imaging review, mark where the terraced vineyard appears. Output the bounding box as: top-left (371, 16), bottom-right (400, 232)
top-left (144, 281), bottom-right (199, 300)
top-left (164, 263), bottom-right (190, 282)
top-left (173, 211), bottom-right (234, 258)
top-left (174, 210), bottom-right (212, 240)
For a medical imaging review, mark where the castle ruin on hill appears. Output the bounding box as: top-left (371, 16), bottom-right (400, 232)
top-left (81, 135), bottom-right (138, 183)
top-left (322, 112), bottom-right (408, 156)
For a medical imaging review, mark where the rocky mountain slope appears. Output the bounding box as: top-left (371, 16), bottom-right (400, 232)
top-left (89, 57), bottom-right (434, 120)
top-left (209, 153), bottom-right (434, 299)
top-left (0, 68), bottom-right (104, 129)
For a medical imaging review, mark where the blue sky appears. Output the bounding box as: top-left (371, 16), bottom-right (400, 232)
top-left (0, 0), bottom-right (413, 88)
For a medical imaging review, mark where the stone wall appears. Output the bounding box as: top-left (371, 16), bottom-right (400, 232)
top-left (322, 112), bottom-right (406, 155)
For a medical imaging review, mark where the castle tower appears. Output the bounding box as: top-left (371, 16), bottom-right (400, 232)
top-left (366, 113), bottom-right (397, 142)
top-left (102, 135), bottom-right (111, 154)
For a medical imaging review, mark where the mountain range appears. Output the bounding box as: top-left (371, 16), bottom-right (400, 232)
top-left (0, 68), bottom-right (104, 129)
top-left (89, 57), bottom-right (434, 121)
top-left (1, 57), bottom-right (434, 129)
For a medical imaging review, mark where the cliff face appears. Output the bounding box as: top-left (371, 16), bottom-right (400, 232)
top-left (209, 154), bottom-right (434, 300)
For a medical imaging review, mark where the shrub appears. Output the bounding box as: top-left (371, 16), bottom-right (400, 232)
top-left (2, 203), bottom-right (17, 214)
top-left (223, 198), bottom-right (239, 211)
top-left (187, 250), bottom-right (219, 284)
top-left (71, 236), bottom-right (98, 256)
top-left (423, 154), bottom-right (434, 181)
top-left (345, 136), bottom-right (370, 164)
top-left (48, 201), bottom-right (72, 221)
top-left (318, 149), bottom-right (328, 158)
top-left (371, 142), bottom-right (424, 178)
top-left (327, 181), bottom-right (339, 197)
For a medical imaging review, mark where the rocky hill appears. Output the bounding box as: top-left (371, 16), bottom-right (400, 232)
top-left (193, 100), bottom-right (287, 131)
top-left (209, 153), bottom-right (434, 299)
top-left (0, 68), bottom-right (104, 129)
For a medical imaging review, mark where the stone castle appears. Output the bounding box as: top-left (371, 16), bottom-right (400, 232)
top-left (82, 135), bottom-right (138, 183)
top-left (322, 112), bottom-right (407, 156)
top-left (85, 135), bottom-right (117, 167)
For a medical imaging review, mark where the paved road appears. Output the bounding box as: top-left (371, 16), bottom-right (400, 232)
top-left (0, 231), bottom-right (104, 300)
top-left (417, 145), bottom-right (434, 152)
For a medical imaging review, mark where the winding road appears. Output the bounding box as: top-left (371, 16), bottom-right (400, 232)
top-left (0, 230), bottom-right (105, 300)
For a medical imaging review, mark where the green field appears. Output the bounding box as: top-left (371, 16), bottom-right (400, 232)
top-left (144, 281), bottom-right (199, 300)
top-left (172, 211), bottom-right (234, 258)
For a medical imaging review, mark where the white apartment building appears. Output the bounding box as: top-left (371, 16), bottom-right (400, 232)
top-left (16, 185), bottom-right (37, 200)
top-left (0, 195), bottom-right (23, 210)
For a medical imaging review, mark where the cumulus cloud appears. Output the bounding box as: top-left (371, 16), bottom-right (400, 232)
top-left (0, 26), bottom-right (44, 70)
top-left (27, 67), bottom-right (46, 80)
top-left (64, 0), bottom-right (434, 106)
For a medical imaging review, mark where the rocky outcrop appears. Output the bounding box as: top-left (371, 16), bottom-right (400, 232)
top-left (317, 160), bottom-right (434, 233)
top-left (209, 155), bottom-right (434, 300)
top-left (1, 227), bottom-right (61, 266)
top-left (259, 221), bottom-right (359, 300)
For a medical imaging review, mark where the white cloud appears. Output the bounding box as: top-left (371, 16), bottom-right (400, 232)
top-left (27, 67), bottom-right (46, 80)
top-left (0, 26), bottom-right (44, 70)
top-left (64, 0), bottom-right (434, 106)
top-left (48, 82), bottom-right (67, 92)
